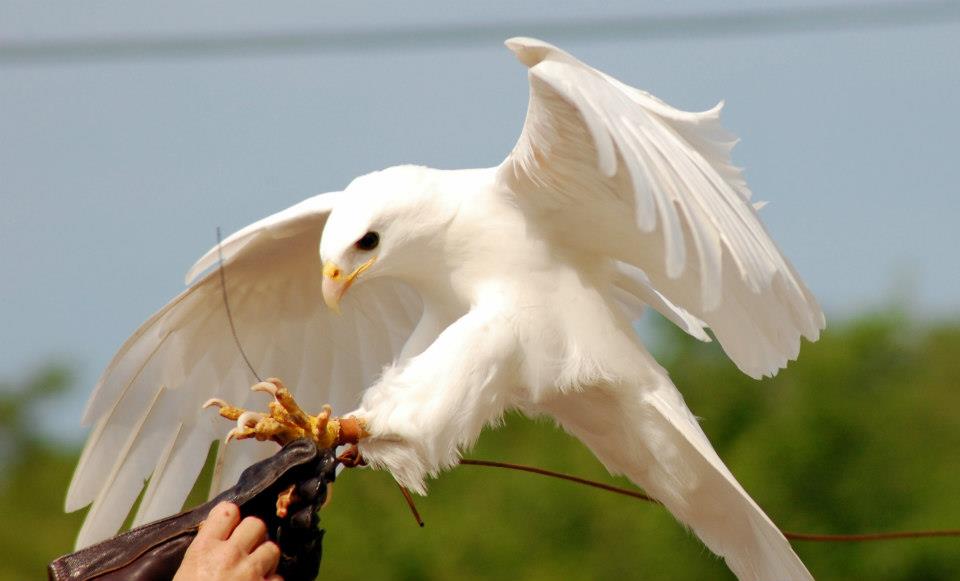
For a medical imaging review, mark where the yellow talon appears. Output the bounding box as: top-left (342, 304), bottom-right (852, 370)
top-left (204, 377), bottom-right (368, 449)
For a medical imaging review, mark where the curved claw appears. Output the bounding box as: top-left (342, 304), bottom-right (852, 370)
top-left (237, 411), bottom-right (266, 428)
top-left (203, 398), bottom-right (228, 410)
top-left (336, 444), bottom-right (366, 468)
top-left (251, 381), bottom-right (280, 398)
top-left (275, 483), bottom-right (297, 518)
top-left (204, 398), bottom-right (245, 421)
top-left (225, 426), bottom-right (249, 443)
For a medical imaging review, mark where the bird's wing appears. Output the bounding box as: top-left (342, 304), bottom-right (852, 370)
top-left (497, 37), bottom-right (824, 378)
top-left (67, 192), bottom-right (422, 548)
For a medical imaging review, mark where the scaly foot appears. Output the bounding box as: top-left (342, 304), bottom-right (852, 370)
top-left (203, 377), bottom-right (367, 449)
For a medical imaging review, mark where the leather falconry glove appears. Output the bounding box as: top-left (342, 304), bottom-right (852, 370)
top-left (48, 438), bottom-right (337, 581)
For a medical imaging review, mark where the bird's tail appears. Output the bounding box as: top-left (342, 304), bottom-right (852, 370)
top-left (539, 381), bottom-right (813, 581)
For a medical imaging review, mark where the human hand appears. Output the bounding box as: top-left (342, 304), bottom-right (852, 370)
top-left (173, 502), bottom-right (282, 581)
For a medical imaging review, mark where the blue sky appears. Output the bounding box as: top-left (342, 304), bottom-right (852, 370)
top-left (1, 1), bottom-right (958, 439)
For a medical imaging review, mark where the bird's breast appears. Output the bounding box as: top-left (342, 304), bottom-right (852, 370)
top-left (468, 261), bottom-right (651, 401)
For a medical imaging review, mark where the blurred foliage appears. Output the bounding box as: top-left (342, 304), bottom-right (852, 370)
top-left (2, 311), bottom-right (959, 580)
top-left (0, 365), bottom-right (88, 580)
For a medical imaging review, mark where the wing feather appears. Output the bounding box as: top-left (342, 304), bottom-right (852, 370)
top-left (69, 191), bottom-right (423, 547)
top-left (498, 37), bottom-right (824, 378)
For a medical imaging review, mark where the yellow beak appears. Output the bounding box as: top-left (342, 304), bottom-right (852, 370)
top-left (322, 257), bottom-right (376, 313)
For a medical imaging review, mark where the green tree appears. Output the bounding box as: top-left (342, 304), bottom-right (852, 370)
top-left (0, 365), bottom-right (88, 580)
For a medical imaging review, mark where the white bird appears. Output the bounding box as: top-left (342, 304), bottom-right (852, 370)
top-left (68, 38), bottom-right (823, 580)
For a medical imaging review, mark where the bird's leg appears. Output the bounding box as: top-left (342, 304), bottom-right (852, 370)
top-left (203, 377), bottom-right (368, 449)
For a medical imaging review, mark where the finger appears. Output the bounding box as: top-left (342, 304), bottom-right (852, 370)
top-left (230, 516), bottom-right (268, 553)
top-left (265, 575), bottom-right (284, 581)
top-left (197, 502), bottom-right (240, 542)
top-left (249, 540), bottom-right (281, 576)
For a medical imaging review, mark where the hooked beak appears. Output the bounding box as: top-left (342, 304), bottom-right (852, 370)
top-left (322, 257), bottom-right (376, 313)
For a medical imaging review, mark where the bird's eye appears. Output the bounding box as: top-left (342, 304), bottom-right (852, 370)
top-left (355, 231), bottom-right (380, 251)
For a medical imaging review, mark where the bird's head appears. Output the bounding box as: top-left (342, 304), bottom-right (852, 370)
top-left (319, 165), bottom-right (454, 312)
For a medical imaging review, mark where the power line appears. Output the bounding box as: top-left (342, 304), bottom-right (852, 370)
top-left (1, 1), bottom-right (958, 66)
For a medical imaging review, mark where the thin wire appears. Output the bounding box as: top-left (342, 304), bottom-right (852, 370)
top-left (459, 458), bottom-right (960, 543)
top-left (460, 459), bottom-right (657, 503)
top-left (2, 1), bottom-right (958, 65)
top-left (216, 227), bottom-right (263, 383)
top-left (784, 530), bottom-right (960, 543)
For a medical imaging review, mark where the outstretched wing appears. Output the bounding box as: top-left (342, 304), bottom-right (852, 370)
top-left (67, 192), bottom-right (422, 548)
top-left (497, 38), bottom-right (824, 378)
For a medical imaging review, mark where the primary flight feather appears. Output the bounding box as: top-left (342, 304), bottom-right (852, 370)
top-left (68, 38), bottom-right (823, 580)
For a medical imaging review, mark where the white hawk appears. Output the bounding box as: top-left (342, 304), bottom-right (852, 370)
top-left (68, 38), bottom-right (824, 580)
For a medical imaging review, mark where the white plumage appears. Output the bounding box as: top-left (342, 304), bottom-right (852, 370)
top-left (68, 38), bottom-right (823, 580)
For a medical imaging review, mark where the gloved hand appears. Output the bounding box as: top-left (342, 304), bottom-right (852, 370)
top-left (48, 438), bottom-right (337, 581)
